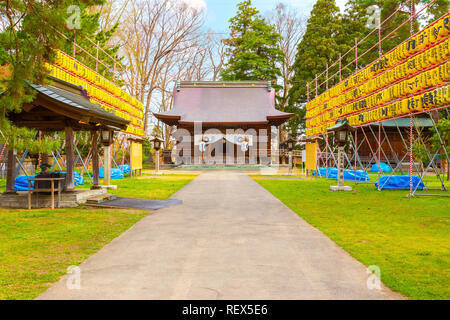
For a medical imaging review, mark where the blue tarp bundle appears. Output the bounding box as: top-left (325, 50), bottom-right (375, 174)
top-left (118, 164), bottom-right (131, 174)
top-left (370, 162), bottom-right (392, 173)
top-left (74, 171), bottom-right (84, 185)
top-left (14, 174), bottom-right (36, 191)
top-left (343, 169), bottom-right (370, 181)
top-left (313, 167), bottom-right (370, 181)
top-left (14, 171), bottom-right (84, 191)
top-left (375, 175), bottom-right (425, 190)
top-left (98, 168), bottom-right (124, 180)
top-left (313, 167), bottom-right (338, 178)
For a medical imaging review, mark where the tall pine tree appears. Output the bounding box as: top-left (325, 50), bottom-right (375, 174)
top-left (288, 0), bottom-right (343, 112)
top-left (339, 0), bottom-right (378, 78)
top-left (220, 0), bottom-right (284, 81)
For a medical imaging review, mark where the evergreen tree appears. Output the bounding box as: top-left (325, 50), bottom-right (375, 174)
top-left (426, 0), bottom-right (449, 24)
top-left (288, 0), bottom-right (343, 112)
top-left (339, 0), bottom-right (379, 78)
top-left (220, 0), bottom-right (284, 81)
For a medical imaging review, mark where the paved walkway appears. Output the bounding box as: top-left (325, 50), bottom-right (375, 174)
top-left (38, 171), bottom-right (402, 300)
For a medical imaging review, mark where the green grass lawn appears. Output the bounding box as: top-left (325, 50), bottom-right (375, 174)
top-left (0, 207), bottom-right (147, 300)
top-left (253, 176), bottom-right (450, 300)
top-left (0, 175), bottom-right (195, 300)
top-left (78, 176), bottom-right (194, 200)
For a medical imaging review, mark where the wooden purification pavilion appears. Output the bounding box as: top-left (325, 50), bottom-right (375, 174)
top-left (1, 77), bottom-right (129, 206)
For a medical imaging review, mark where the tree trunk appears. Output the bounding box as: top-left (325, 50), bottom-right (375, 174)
top-left (91, 130), bottom-right (101, 189)
top-left (5, 149), bottom-right (17, 194)
top-left (65, 126), bottom-right (75, 191)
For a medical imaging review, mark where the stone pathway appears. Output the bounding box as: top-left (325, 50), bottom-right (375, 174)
top-left (38, 171), bottom-right (402, 300)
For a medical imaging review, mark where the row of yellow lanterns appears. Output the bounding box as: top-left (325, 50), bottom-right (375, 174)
top-left (307, 13), bottom-right (449, 112)
top-left (89, 96), bottom-right (143, 128)
top-left (46, 63), bottom-right (144, 135)
top-left (307, 36), bottom-right (449, 120)
top-left (54, 50), bottom-right (144, 112)
top-left (306, 59), bottom-right (449, 128)
top-left (48, 61), bottom-right (143, 119)
top-left (306, 83), bottom-right (449, 136)
top-left (46, 64), bottom-right (143, 135)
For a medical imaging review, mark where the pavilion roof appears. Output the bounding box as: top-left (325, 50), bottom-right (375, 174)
top-left (153, 81), bottom-right (294, 127)
top-left (7, 80), bottom-right (129, 131)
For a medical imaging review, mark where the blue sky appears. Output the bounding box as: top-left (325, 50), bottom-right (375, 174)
top-left (184, 0), bottom-right (348, 33)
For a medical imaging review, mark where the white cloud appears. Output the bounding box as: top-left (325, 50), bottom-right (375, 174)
top-left (181, 0), bottom-right (207, 11)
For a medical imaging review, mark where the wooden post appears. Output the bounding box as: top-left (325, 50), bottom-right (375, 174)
top-left (5, 149), bottom-right (17, 194)
top-left (315, 75), bottom-right (318, 97)
top-left (104, 144), bottom-right (111, 186)
top-left (91, 130), bottom-right (101, 189)
top-left (73, 36), bottom-right (76, 57)
top-left (268, 126), bottom-right (272, 165)
top-left (155, 149), bottom-right (160, 174)
top-left (378, 17), bottom-right (382, 57)
top-left (65, 126), bottom-right (75, 191)
top-left (51, 180), bottom-right (55, 210)
top-left (28, 180), bottom-right (31, 209)
top-left (306, 83), bottom-right (310, 102)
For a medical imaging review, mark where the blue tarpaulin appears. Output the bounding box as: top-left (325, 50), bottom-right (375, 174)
top-left (313, 167), bottom-right (370, 181)
top-left (14, 174), bottom-right (36, 191)
top-left (14, 171), bottom-right (84, 191)
top-left (375, 175), bottom-right (425, 190)
top-left (370, 162), bottom-right (392, 173)
top-left (313, 167), bottom-right (338, 178)
top-left (98, 168), bottom-right (124, 179)
top-left (343, 169), bottom-right (370, 181)
top-left (118, 164), bottom-right (131, 174)
top-left (74, 171), bottom-right (84, 185)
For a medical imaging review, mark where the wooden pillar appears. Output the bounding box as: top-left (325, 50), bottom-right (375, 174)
top-left (42, 153), bottom-right (49, 166)
top-left (103, 144), bottom-right (111, 186)
top-left (41, 131), bottom-right (49, 168)
top-left (268, 126), bottom-right (272, 165)
top-left (65, 126), bottom-right (75, 191)
top-left (5, 149), bottom-right (17, 194)
top-left (91, 130), bottom-right (101, 189)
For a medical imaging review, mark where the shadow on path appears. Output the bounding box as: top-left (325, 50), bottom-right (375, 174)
top-left (102, 197), bottom-right (182, 210)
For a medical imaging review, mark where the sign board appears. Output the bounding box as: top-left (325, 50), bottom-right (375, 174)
top-left (130, 142), bottom-right (143, 171)
top-left (305, 142), bottom-right (317, 171)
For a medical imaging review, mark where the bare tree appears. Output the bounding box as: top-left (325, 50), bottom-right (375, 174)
top-left (93, 0), bottom-right (131, 31)
top-left (118, 0), bottom-right (205, 134)
top-left (203, 31), bottom-right (227, 81)
top-left (269, 3), bottom-right (306, 113)
top-left (268, 3), bottom-right (305, 141)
